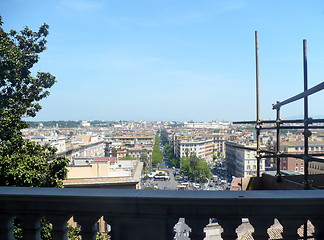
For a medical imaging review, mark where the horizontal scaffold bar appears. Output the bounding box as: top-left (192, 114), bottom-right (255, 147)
top-left (272, 81), bottom-right (324, 110)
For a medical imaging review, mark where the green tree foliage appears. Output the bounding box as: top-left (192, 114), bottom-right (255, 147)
top-left (96, 232), bottom-right (110, 240)
top-left (164, 144), bottom-right (179, 167)
top-left (67, 225), bottom-right (81, 240)
top-left (160, 129), bottom-right (169, 146)
top-left (0, 16), bottom-right (68, 187)
top-left (140, 150), bottom-right (150, 171)
top-left (180, 154), bottom-right (212, 182)
top-left (0, 141), bottom-right (68, 187)
top-left (0, 16), bottom-right (69, 240)
top-left (213, 151), bottom-right (222, 161)
top-left (120, 156), bottom-right (133, 160)
top-left (152, 135), bottom-right (162, 166)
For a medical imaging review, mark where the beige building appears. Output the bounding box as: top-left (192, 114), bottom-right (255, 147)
top-left (175, 137), bottom-right (214, 162)
top-left (225, 141), bottom-right (266, 178)
top-left (64, 159), bottom-right (143, 189)
top-left (66, 161), bottom-right (111, 179)
top-left (58, 141), bottom-right (106, 161)
top-left (205, 133), bottom-right (227, 157)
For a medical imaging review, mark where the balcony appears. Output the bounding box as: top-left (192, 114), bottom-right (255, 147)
top-left (1, 187), bottom-right (324, 240)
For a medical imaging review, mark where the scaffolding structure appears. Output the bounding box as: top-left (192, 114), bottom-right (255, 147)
top-left (233, 31), bottom-right (324, 190)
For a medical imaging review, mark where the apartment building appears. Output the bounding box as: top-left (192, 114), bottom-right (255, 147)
top-left (204, 133), bottom-right (227, 157)
top-left (174, 137), bottom-right (214, 162)
top-left (111, 132), bottom-right (155, 145)
top-left (105, 131), bottom-right (156, 160)
top-left (126, 146), bottom-right (152, 160)
top-left (225, 141), bottom-right (266, 178)
top-left (280, 141), bottom-right (324, 174)
top-left (184, 121), bottom-right (231, 129)
top-left (57, 141), bottom-right (106, 161)
top-left (29, 135), bottom-right (67, 153)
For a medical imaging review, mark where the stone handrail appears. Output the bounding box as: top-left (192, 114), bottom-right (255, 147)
top-left (0, 187), bottom-right (324, 240)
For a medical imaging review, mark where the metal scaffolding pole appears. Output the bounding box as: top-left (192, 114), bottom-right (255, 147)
top-left (272, 81), bottom-right (324, 110)
top-left (255, 31), bottom-right (261, 177)
top-left (276, 107), bottom-right (281, 178)
top-left (232, 35), bottom-right (324, 202)
top-left (234, 118), bottom-right (324, 125)
top-left (303, 40), bottom-right (311, 190)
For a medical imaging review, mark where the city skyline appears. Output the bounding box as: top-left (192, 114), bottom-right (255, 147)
top-left (1, 0), bottom-right (324, 122)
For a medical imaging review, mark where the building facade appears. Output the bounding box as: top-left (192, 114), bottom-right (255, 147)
top-left (280, 141), bottom-right (324, 174)
top-left (225, 141), bottom-right (266, 178)
top-left (175, 137), bottom-right (214, 162)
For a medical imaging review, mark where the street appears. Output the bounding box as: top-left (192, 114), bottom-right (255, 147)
top-left (141, 157), bottom-right (231, 191)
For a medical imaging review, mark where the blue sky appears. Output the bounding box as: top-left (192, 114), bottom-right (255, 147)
top-left (1, 0), bottom-right (324, 121)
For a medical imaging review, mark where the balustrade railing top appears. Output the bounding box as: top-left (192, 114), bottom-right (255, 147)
top-left (0, 187), bottom-right (324, 240)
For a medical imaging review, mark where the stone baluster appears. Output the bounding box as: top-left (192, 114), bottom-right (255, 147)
top-left (74, 215), bottom-right (100, 240)
top-left (217, 218), bottom-right (242, 240)
top-left (310, 218), bottom-right (324, 239)
top-left (165, 217), bottom-right (180, 240)
top-left (0, 214), bottom-right (15, 240)
top-left (106, 216), bottom-right (171, 240)
top-left (46, 215), bottom-right (71, 240)
top-left (249, 217), bottom-right (273, 240)
top-left (279, 218), bottom-right (304, 240)
top-left (103, 216), bottom-right (116, 240)
top-left (20, 215), bottom-right (42, 240)
top-left (186, 218), bottom-right (209, 240)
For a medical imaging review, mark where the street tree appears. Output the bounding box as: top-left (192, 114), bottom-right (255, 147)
top-left (164, 144), bottom-right (179, 167)
top-left (152, 134), bottom-right (162, 166)
top-left (140, 150), bottom-right (151, 171)
top-left (180, 154), bottom-right (212, 183)
top-left (0, 16), bottom-right (69, 239)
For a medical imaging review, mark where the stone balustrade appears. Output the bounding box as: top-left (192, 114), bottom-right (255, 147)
top-left (0, 187), bottom-right (324, 240)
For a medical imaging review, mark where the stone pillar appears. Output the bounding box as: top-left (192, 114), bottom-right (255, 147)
top-left (74, 215), bottom-right (100, 240)
top-left (103, 216), bottom-right (116, 240)
top-left (165, 217), bottom-right (180, 240)
top-left (279, 218), bottom-right (304, 240)
top-left (46, 215), bottom-right (71, 240)
top-left (186, 218), bottom-right (209, 240)
top-left (311, 218), bottom-right (324, 239)
top-left (249, 217), bottom-right (273, 240)
top-left (106, 216), bottom-right (170, 240)
top-left (20, 215), bottom-right (42, 240)
top-left (0, 214), bottom-right (15, 240)
top-left (217, 218), bottom-right (242, 240)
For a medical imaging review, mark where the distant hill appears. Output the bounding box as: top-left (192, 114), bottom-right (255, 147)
top-left (27, 120), bottom-right (114, 128)
top-left (28, 121), bottom-right (81, 128)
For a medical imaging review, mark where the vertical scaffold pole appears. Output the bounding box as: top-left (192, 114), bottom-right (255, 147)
top-left (255, 31), bottom-right (261, 177)
top-left (275, 106), bottom-right (281, 179)
top-left (303, 40), bottom-right (311, 190)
